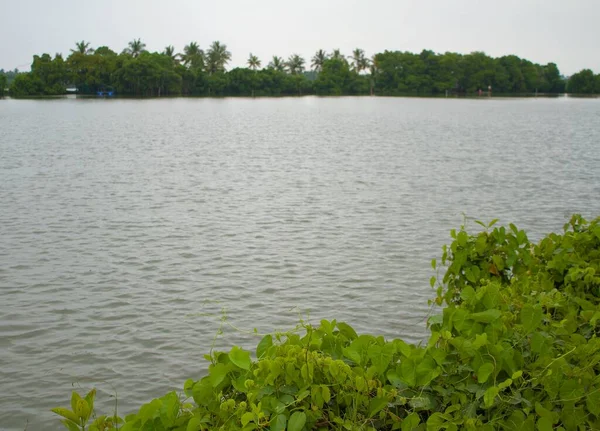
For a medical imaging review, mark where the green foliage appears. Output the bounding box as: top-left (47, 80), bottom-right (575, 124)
top-left (567, 69), bottom-right (600, 94)
top-left (11, 43), bottom-right (586, 97)
top-left (0, 73), bottom-right (6, 97)
top-left (9, 53), bottom-right (68, 96)
top-left (55, 215), bottom-right (600, 430)
top-left (373, 50), bottom-right (569, 95)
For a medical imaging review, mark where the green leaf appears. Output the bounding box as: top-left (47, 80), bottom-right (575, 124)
top-left (401, 412), bottom-right (420, 431)
top-left (536, 417), bottom-right (553, 431)
top-left (471, 309), bottom-right (502, 323)
top-left (288, 411), bottom-right (307, 431)
top-left (229, 346), bottom-right (251, 370)
top-left (484, 387), bottom-right (499, 408)
top-left (241, 412), bottom-right (254, 426)
top-left (209, 363), bottom-right (229, 387)
top-left (70, 392), bottom-right (82, 413)
top-left (488, 219), bottom-right (499, 228)
top-left (400, 357), bottom-right (417, 387)
top-left (270, 413), bottom-right (287, 431)
top-left (61, 419), bottom-right (81, 431)
top-left (559, 380), bottom-right (584, 400)
top-left (477, 363), bottom-right (495, 384)
top-left (321, 385), bottom-right (331, 403)
top-left (84, 389), bottom-right (96, 416)
top-left (520, 304), bottom-right (543, 332)
top-left (256, 335), bottom-right (273, 359)
top-left (186, 417), bottom-right (202, 431)
top-left (427, 412), bottom-right (449, 431)
top-left (460, 286), bottom-right (476, 302)
top-left (337, 322), bottom-right (358, 340)
top-left (586, 387), bottom-right (600, 416)
top-left (416, 356), bottom-right (439, 386)
top-left (368, 397), bottom-right (388, 417)
top-left (51, 408), bottom-right (79, 424)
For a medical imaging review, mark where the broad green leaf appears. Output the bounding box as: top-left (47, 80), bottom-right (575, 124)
top-left (209, 363), bottom-right (229, 386)
top-left (270, 413), bottom-right (287, 431)
top-left (288, 411), bottom-right (307, 431)
top-left (460, 286), bottom-right (476, 302)
top-left (471, 309), bottom-right (502, 323)
top-left (70, 392), bottom-right (82, 413)
top-left (241, 412), bottom-right (254, 426)
top-left (229, 346), bottom-right (251, 370)
top-left (484, 387), bottom-right (499, 408)
top-left (416, 356), bottom-right (439, 386)
top-left (536, 417), bottom-right (553, 431)
top-left (368, 397), bottom-right (388, 418)
top-left (368, 342), bottom-right (395, 374)
top-left (256, 335), bottom-right (273, 359)
top-left (394, 339), bottom-right (412, 357)
top-left (84, 389), bottom-right (96, 415)
top-left (186, 417), bottom-right (202, 431)
top-left (427, 412), bottom-right (449, 431)
top-left (586, 387), bottom-right (600, 416)
top-left (559, 379), bottom-right (584, 400)
top-left (337, 322), bottom-right (358, 340)
top-left (520, 304), bottom-right (543, 332)
top-left (321, 385), bottom-right (331, 403)
top-left (61, 419), bottom-right (81, 431)
top-left (477, 363), bottom-right (495, 384)
top-left (400, 357), bottom-right (417, 387)
top-left (184, 379), bottom-right (195, 397)
top-left (74, 399), bottom-right (90, 421)
top-left (401, 412), bottom-right (420, 431)
top-left (51, 408), bottom-right (79, 424)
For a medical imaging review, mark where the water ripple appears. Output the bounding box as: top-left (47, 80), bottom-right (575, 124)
top-left (1, 96), bottom-right (600, 429)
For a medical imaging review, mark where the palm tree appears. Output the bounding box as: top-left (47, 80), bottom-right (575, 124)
top-left (180, 42), bottom-right (204, 69)
top-left (311, 49), bottom-right (328, 72)
top-left (351, 48), bottom-right (369, 73)
top-left (124, 39), bottom-right (146, 57)
top-left (247, 54), bottom-right (261, 71)
top-left (331, 49), bottom-right (345, 61)
top-left (286, 54), bottom-right (305, 75)
top-left (71, 41), bottom-right (94, 55)
top-left (369, 55), bottom-right (378, 96)
top-left (268, 56), bottom-right (286, 72)
top-left (206, 41), bottom-right (231, 74)
top-left (163, 45), bottom-right (177, 61)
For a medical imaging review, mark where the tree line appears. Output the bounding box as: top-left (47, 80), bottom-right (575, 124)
top-left (1, 39), bottom-right (598, 98)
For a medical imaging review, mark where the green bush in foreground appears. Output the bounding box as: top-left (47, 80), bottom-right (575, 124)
top-left (54, 215), bottom-right (600, 430)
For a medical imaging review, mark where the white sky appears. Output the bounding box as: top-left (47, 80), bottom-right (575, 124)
top-left (1, 0), bottom-right (598, 75)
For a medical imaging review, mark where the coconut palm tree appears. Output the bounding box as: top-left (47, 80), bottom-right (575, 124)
top-left (268, 56), bottom-right (286, 72)
top-left (163, 45), bottom-right (177, 61)
top-left (369, 55), bottom-right (378, 95)
top-left (71, 41), bottom-right (94, 55)
top-left (286, 54), bottom-right (305, 75)
top-left (331, 49), bottom-right (345, 61)
top-left (351, 48), bottom-right (369, 73)
top-left (180, 42), bottom-right (204, 69)
top-left (124, 39), bottom-right (146, 57)
top-left (247, 54), bottom-right (261, 71)
top-left (311, 49), bottom-right (328, 72)
top-left (206, 41), bottom-right (231, 74)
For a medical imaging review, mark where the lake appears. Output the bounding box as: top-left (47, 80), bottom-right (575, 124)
top-left (1, 96), bottom-right (599, 430)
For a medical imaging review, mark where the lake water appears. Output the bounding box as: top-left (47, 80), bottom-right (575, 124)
top-left (1, 96), bottom-right (599, 430)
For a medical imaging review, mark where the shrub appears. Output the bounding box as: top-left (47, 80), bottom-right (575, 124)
top-left (54, 215), bottom-right (600, 430)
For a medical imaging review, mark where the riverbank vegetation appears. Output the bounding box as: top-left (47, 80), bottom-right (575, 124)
top-left (54, 214), bottom-right (600, 430)
top-left (5, 40), bottom-right (600, 97)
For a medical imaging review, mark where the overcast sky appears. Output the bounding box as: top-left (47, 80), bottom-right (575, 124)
top-left (1, 0), bottom-right (598, 75)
